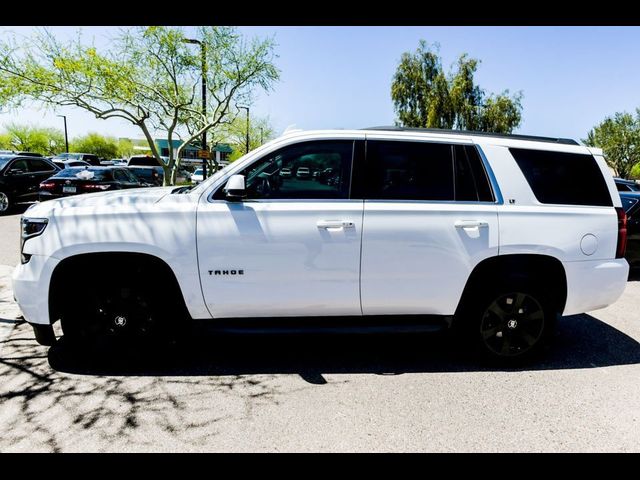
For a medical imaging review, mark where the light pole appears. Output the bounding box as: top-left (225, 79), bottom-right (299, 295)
top-left (57, 115), bottom-right (69, 153)
top-left (182, 38), bottom-right (207, 178)
top-left (238, 106), bottom-right (250, 154)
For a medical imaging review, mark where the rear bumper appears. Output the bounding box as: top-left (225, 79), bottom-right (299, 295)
top-left (12, 254), bottom-right (59, 325)
top-left (563, 258), bottom-right (629, 315)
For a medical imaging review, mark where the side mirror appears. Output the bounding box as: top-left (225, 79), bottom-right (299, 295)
top-left (224, 174), bottom-right (246, 201)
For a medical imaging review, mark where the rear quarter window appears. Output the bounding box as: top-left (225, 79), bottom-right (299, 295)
top-left (510, 148), bottom-right (612, 207)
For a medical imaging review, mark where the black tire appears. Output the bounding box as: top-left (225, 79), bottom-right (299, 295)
top-left (0, 191), bottom-right (11, 215)
top-left (458, 281), bottom-right (556, 365)
top-left (60, 266), bottom-right (179, 351)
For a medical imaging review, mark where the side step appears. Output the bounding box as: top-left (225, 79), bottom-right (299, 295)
top-left (196, 315), bottom-right (452, 336)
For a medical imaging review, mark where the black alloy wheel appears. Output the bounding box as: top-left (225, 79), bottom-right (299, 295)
top-left (479, 291), bottom-right (547, 358)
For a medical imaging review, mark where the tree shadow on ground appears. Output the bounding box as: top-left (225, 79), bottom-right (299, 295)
top-left (47, 313), bottom-right (640, 377)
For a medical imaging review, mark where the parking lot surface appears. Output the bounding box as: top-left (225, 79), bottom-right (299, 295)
top-left (1, 209), bottom-right (639, 452)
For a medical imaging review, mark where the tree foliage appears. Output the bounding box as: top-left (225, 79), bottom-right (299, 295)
top-left (0, 26), bottom-right (280, 184)
top-left (223, 114), bottom-right (275, 161)
top-left (70, 132), bottom-right (120, 159)
top-left (391, 41), bottom-right (523, 133)
top-left (584, 109), bottom-right (640, 179)
top-left (0, 122), bottom-right (64, 154)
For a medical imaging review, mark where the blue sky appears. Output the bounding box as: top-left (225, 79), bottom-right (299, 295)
top-left (1, 26), bottom-right (639, 143)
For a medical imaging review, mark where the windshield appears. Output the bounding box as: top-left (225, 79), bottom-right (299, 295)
top-left (194, 168), bottom-right (203, 175)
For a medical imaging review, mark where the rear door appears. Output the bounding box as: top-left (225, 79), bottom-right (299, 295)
top-left (359, 137), bottom-right (500, 316)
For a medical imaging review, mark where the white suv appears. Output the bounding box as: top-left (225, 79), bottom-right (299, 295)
top-left (12, 127), bottom-right (629, 361)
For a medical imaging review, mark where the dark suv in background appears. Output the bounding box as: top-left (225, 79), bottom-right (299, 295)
top-left (0, 155), bottom-right (59, 214)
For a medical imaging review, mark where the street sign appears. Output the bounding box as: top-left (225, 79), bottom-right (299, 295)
top-left (197, 149), bottom-right (211, 159)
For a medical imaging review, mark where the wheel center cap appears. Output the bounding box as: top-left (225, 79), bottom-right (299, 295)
top-left (507, 319), bottom-right (518, 329)
top-left (114, 315), bottom-right (127, 327)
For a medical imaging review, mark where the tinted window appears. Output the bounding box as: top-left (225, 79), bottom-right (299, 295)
top-left (123, 170), bottom-right (140, 183)
top-left (616, 182), bottom-right (630, 192)
top-left (365, 140), bottom-right (454, 201)
top-left (28, 158), bottom-right (56, 172)
top-left (621, 196), bottom-right (640, 215)
top-left (8, 159), bottom-right (29, 173)
top-left (510, 148), bottom-right (612, 207)
top-left (217, 140), bottom-right (354, 200)
top-left (454, 145), bottom-right (495, 202)
top-left (128, 156), bottom-right (160, 167)
top-left (113, 170), bottom-right (128, 182)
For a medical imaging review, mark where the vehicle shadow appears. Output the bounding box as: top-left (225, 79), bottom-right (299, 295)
top-left (629, 268), bottom-right (640, 282)
top-left (47, 313), bottom-right (640, 379)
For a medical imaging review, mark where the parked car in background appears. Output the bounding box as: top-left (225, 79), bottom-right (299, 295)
top-left (191, 168), bottom-right (204, 185)
top-left (279, 167), bottom-right (292, 178)
top-left (614, 178), bottom-right (640, 192)
top-left (0, 155), bottom-right (59, 214)
top-left (126, 155), bottom-right (164, 186)
top-left (51, 152), bottom-right (101, 166)
top-left (52, 159), bottom-right (91, 170)
top-left (127, 166), bottom-right (163, 186)
top-left (296, 166), bottom-right (311, 179)
top-left (39, 166), bottom-right (146, 201)
top-left (620, 191), bottom-right (640, 268)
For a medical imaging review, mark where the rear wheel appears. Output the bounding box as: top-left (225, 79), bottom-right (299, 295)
top-left (459, 282), bottom-right (556, 364)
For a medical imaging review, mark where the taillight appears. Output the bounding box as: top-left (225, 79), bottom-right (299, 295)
top-left (616, 207), bottom-right (628, 259)
top-left (39, 182), bottom-right (55, 189)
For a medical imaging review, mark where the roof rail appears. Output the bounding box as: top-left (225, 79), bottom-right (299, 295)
top-left (363, 126), bottom-right (580, 146)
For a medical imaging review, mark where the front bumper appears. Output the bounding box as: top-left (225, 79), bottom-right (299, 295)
top-left (12, 254), bottom-right (60, 326)
top-left (563, 258), bottom-right (629, 315)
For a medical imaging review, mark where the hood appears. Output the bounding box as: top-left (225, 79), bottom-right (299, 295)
top-left (24, 186), bottom-right (176, 218)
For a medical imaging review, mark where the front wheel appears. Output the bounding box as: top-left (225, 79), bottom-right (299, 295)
top-left (61, 282), bottom-right (171, 350)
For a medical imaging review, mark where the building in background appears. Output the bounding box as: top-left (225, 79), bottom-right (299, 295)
top-left (121, 138), bottom-right (233, 166)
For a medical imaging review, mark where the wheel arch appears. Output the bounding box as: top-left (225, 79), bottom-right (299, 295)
top-left (455, 253), bottom-right (568, 318)
top-left (48, 251), bottom-right (192, 324)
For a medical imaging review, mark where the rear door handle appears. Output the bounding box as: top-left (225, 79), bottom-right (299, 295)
top-left (317, 220), bottom-right (355, 229)
top-left (455, 220), bottom-right (489, 229)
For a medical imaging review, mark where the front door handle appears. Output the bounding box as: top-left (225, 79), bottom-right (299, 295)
top-left (455, 220), bottom-right (489, 229)
top-left (317, 220), bottom-right (355, 229)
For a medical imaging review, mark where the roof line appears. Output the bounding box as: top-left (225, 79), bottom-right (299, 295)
top-left (363, 126), bottom-right (580, 146)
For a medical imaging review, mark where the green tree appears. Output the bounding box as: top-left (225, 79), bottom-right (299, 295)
top-left (116, 138), bottom-right (134, 158)
top-left (70, 132), bottom-right (120, 159)
top-left (391, 40), bottom-right (523, 133)
top-left (584, 110), bottom-right (640, 179)
top-left (0, 26), bottom-right (279, 185)
top-left (0, 122), bottom-right (64, 154)
top-left (223, 114), bottom-right (275, 162)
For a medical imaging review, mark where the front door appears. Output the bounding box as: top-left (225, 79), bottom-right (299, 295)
top-left (197, 139), bottom-right (364, 318)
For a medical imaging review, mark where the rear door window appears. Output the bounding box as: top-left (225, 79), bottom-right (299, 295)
top-left (510, 148), bottom-right (612, 207)
top-left (364, 140), bottom-right (455, 201)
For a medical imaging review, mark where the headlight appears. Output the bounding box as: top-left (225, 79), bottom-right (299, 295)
top-left (20, 217), bottom-right (48, 264)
